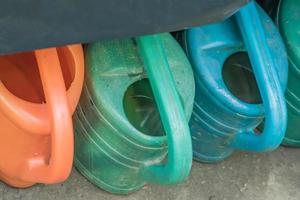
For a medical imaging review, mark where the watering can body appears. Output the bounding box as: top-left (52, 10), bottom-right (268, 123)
top-left (0, 45), bottom-right (84, 187)
top-left (74, 33), bottom-right (195, 194)
top-left (278, 0), bottom-right (300, 147)
top-left (184, 2), bottom-right (288, 162)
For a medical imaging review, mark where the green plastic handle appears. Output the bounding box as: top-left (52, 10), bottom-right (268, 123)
top-left (136, 34), bottom-right (192, 184)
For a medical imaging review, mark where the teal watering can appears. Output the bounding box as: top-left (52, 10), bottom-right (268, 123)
top-left (278, 0), bottom-right (300, 147)
top-left (184, 1), bottom-right (288, 162)
top-left (74, 33), bottom-right (195, 194)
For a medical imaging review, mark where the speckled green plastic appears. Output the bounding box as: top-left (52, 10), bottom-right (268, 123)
top-left (74, 33), bottom-right (195, 194)
top-left (278, 0), bottom-right (300, 146)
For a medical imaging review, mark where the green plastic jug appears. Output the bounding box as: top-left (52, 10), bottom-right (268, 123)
top-left (74, 33), bottom-right (195, 194)
top-left (278, 0), bottom-right (300, 146)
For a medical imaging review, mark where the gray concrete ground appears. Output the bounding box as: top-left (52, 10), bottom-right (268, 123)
top-left (0, 147), bottom-right (299, 200)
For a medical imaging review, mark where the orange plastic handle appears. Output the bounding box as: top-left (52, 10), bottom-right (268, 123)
top-left (0, 45), bottom-right (84, 135)
top-left (65, 45), bottom-right (84, 114)
top-left (0, 46), bottom-right (83, 183)
top-left (19, 48), bottom-right (73, 183)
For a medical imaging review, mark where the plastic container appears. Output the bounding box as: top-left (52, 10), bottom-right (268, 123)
top-left (277, 0), bottom-right (300, 147)
top-left (0, 45), bottom-right (84, 187)
top-left (74, 33), bottom-right (195, 194)
top-left (183, 2), bottom-right (288, 162)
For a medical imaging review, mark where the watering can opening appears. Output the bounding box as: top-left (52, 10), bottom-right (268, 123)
top-left (222, 51), bottom-right (262, 104)
top-left (123, 78), bottom-right (165, 137)
top-left (123, 78), bottom-right (183, 137)
top-left (222, 51), bottom-right (265, 135)
top-left (123, 77), bottom-right (186, 137)
top-left (0, 47), bottom-right (76, 104)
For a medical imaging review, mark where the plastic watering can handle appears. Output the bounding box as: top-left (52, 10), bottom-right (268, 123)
top-left (229, 2), bottom-right (287, 152)
top-left (0, 45), bottom-right (84, 135)
top-left (61, 45), bottom-right (85, 114)
top-left (13, 48), bottom-right (73, 183)
top-left (136, 34), bottom-right (192, 184)
top-left (0, 48), bottom-right (74, 183)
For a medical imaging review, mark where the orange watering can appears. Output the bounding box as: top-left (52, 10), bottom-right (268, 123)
top-left (0, 45), bottom-right (84, 188)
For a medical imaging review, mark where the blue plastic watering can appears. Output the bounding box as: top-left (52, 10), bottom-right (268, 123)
top-left (183, 1), bottom-right (288, 162)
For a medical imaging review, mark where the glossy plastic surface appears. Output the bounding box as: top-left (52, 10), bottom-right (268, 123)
top-left (184, 2), bottom-right (288, 162)
top-left (0, 45), bottom-right (84, 187)
top-left (278, 0), bottom-right (300, 147)
top-left (74, 33), bottom-right (194, 194)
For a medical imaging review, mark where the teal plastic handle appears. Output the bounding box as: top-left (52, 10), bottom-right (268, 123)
top-left (136, 34), bottom-right (192, 184)
top-left (229, 2), bottom-right (287, 151)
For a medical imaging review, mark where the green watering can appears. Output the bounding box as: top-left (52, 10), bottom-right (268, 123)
top-left (74, 33), bottom-right (195, 194)
top-left (278, 0), bottom-right (300, 147)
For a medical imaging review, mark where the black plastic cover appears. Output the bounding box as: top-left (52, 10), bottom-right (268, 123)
top-left (0, 0), bottom-right (249, 54)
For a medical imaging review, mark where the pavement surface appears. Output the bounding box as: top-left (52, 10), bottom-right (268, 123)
top-left (0, 147), bottom-right (299, 200)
